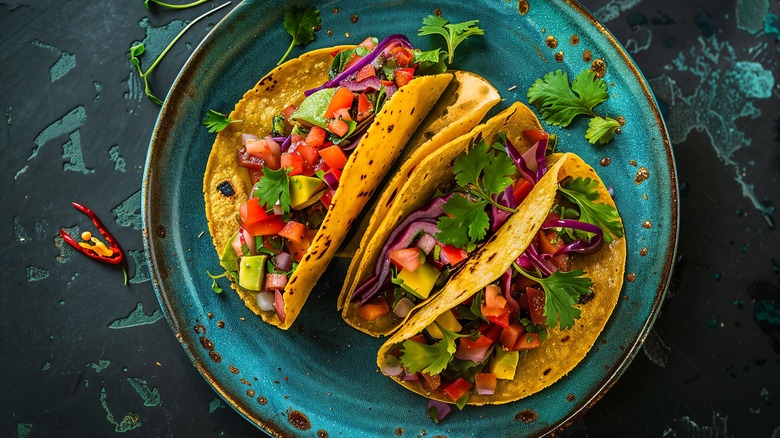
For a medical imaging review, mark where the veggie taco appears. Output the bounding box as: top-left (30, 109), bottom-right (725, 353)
top-left (376, 152), bottom-right (626, 409)
top-left (339, 102), bottom-right (551, 337)
top-left (204, 35), bottom-right (454, 329)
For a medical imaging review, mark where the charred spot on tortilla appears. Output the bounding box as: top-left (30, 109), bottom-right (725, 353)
top-left (369, 160), bottom-right (374, 165)
top-left (543, 368), bottom-right (552, 376)
top-left (423, 131), bottom-right (434, 140)
top-left (388, 125), bottom-right (395, 133)
top-left (578, 291), bottom-right (595, 304)
top-left (487, 253), bottom-right (497, 262)
top-left (410, 107), bottom-right (415, 115)
top-left (561, 335), bottom-right (570, 343)
top-left (217, 181), bottom-right (235, 197)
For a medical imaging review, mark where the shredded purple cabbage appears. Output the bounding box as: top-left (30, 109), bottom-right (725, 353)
top-left (523, 240), bottom-right (556, 276)
top-left (490, 185), bottom-right (515, 232)
top-left (533, 138), bottom-right (549, 181)
top-left (502, 269), bottom-right (519, 312)
top-left (426, 399), bottom-right (452, 423)
top-left (541, 218), bottom-right (605, 256)
top-left (504, 137), bottom-right (536, 185)
top-left (304, 34), bottom-right (413, 96)
top-left (340, 76), bottom-right (382, 93)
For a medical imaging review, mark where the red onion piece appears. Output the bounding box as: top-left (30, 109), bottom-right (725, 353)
top-left (475, 379), bottom-right (496, 396)
top-left (273, 252), bottom-right (292, 272)
top-left (240, 228), bottom-right (255, 255)
top-left (322, 171), bottom-right (340, 190)
top-left (273, 290), bottom-right (286, 323)
top-left (502, 269), bottom-right (520, 312)
top-left (232, 231), bottom-right (244, 257)
top-left (426, 399), bottom-right (452, 423)
top-left (393, 297), bottom-right (415, 318)
top-left (340, 76), bottom-right (382, 93)
top-left (454, 344), bottom-right (491, 363)
top-left (417, 233), bottom-right (437, 255)
top-left (381, 355), bottom-right (404, 376)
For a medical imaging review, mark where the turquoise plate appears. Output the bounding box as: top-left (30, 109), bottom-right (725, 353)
top-left (143, 0), bottom-right (678, 436)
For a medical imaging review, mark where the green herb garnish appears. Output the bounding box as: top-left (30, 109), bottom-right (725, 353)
top-left (435, 139), bottom-right (517, 251)
top-left (130, 1), bottom-right (231, 105)
top-left (253, 166), bottom-right (291, 214)
top-left (559, 177), bottom-right (624, 243)
top-left (514, 267), bottom-right (593, 330)
top-left (277, 6), bottom-right (321, 65)
top-left (418, 15), bottom-right (484, 65)
top-left (144, 0), bottom-right (210, 10)
top-left (206, 270), bottom-right (227, 293)
top-left (202, 109), bottom-right (241, 133)
top-left (585, 116), bottom-right (621, 145)
top-left (399, 323), bottom-right (469, 375)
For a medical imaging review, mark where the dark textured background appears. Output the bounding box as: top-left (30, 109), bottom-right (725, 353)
top-left (1, 0), bottom-right (778, 436)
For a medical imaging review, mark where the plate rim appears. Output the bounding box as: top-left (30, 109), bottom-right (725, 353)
top-left (141, 0), bottom-right (679, 436)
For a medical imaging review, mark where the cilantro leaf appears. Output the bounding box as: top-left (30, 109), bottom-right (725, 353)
top-left (277, 6), bottom-right (321, 66)
top-left (517, 268), bottom-right (593, 330)
top-left (202, 109), bottom-right (241, 133)
top-left (559, 177), bottom-right (624, 243)
top-left (482, 146), bottom-right (517, 198)
top-left (418, 15), bottom-right (484, 65)
top-left (527, 69), bottom-right (608, 127)
top-left (436, 195), bottom-right (489, 251)
top-left (399, 324), bottom-right (467, 375)
top-left (585, 116), bottom-right (621, 145)
top-left (206, 270), bottom-right (227, 294)
top-left (253, 167), bottom-right (292, 213)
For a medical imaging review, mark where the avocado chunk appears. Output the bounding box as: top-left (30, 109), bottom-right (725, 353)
top-left (238, 255), bottom-right (267, 291)
top-left (425, 310), bottom-right (463, 339)
top-left (488, 348), bottom-right (519, 380)
top-left (396, 262), bottom-right (439, 301)
top-left (219, 232), bottom-right (239, 274)
top-left (290, 176), bottom-right (326, 210)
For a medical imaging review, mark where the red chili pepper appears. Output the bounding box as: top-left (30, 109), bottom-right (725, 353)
top-left (59, 202), bottom-right (128, 285)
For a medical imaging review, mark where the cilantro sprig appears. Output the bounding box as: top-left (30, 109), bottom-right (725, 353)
top-left (206, 270), bottom-right (227, 293)
top-left (399, 324), bottom-right (470, 375)
top-left (202, 109), bottom-right (241, 133)
top-left (559, 177), bottom-right (624, 243)
top-left (253, 166), bottom-right (292, 214)
top-left (129, 1), bottom-right (231, 105)
top-left (144, 0), bottom-right (210, 10)
top-left (418, 15), bottom-right (484, 65)
top-left (435, 139), bottom-right (517, 251)
top-left (277, 6), bottom-right (321, 65)
top-left (514, 266), bottom-right (593, 330)
top-left (527, 69), bottom-right (622, 145)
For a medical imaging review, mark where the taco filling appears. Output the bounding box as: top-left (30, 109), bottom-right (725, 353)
top-left (350, 130), bottom-right (553, 325)
top-left (217, 34), bottom-right (450, 323)
top-left (379, 154), bottom-right (624, 408)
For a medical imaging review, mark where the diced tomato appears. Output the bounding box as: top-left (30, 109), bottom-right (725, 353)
top-left (394, 67), bottom-right (415, 87)
top-left (281, 104), bottom-right (297, 133)
top-left (538, 230), bottom-right (563, 255)
top-left (285, 229), bottom-right (316, 262)
top-left (248, 168), bottom-right (263, 185)
top-left (483, 324), bottom-right (504, 342)
top-left (484, 284), bottom-right (507, 310)
top-left (305, 126), bottom-right (326, 148)
top-left (355, 64), bottom-right (377, 83)
top-left (245, 138), bottom-right (280, 169)
top-left (485, 311), bottom-right (511, 329)
top-left (420, 372), bottom-right (441, 391)
top-left (296, 144), bottom-right (320, 169)
top-left (513, 179), bottom-right (533, 205)
top-left (522, 129), bottom-right (549, 143)
top-left (390, 46), bottom-right (413, 67)
top-left (325, 87), bottom-right (355, 118)
top-left (516, 290), bottom-right (530, 310)
top-left (443, 378), bottom-right (473, 402)
top-left (356, 92), bottom-right (374, 122)
top-left (343, 53), bottom-right (363, 70)
top-left (551, 253), bottom-right (572, 272)
top-left (458, 335), bottom-right (494, 352)
top-left (239, 198), bottom-right (268, 225)
top-left (357, 296), bottom-right (390, 321)
top-left (513, 333), bottom-right (541, 351)
top-left (474, 373), bottom-right (497, 395)
top-left (358, 36), bottom-right (377, 50)
top-left (290, 134), bottom-right (306, 150)
top-left (380, 79), bottom-right (394, 86)
top-left (245, 215), bottom-right (285, 237)
top-left (319, 145), bottom-right (348, 170)
top-left (409, 334), bottom-right (427, 344)
top-left (264, 273), bottom-right (288, 290)
top-left (526, 287), bottom-right (546, 326)
top-left (441, 244), bottom-right (468, 266)
top-left (280, 152), bottom-right (304, 176)
top-left (499, 323), bottom-right (525, 350)
top-left (278, 221), bottom-right (306, 244)
top-left (389, 247), bottom-right (422, 272)
top-left (326, 119), bottom-right (350, 137)
top-left (320, 189), bottom-right (336, 209)
top-left (333, 107), bottom-right (353, 121)
top-left (262, 237), bottom-right (281, 254)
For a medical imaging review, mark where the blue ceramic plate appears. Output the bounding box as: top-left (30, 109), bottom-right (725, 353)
top-left (143, 1), bottom-right (677, 436)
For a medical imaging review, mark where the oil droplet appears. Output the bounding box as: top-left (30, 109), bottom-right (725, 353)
top-left (642, 220), bottom-right (652, 229)
top-left (327, 29), bottom-right (333, 37)
top-left (554, 51), bottom-right (565, 62)
top-left (515, 409), bottom-right (539, 423)
top-left (207, 312), bottom-right (213, 319)
top-left (583, 49), bottom-right (593, 62)
top-left (257, 396), bottom-right (267, 405)
top-left (545, 35), bottom-right (558, 49)
top-left (209, 351), bottom-right (221, 363)
top-left (217, 320), bottom-right (225, 329)
top-left (570, 34), bottom-right (580, 45)
top-left (345, 32), bottom-right (350, 38)
top-left (317, 430), bottom-right (329, 438)
top-left (541, 28), bottom-right (546, 33)
top-left (518, 0), bottom-right (529, 14)
top-left (395, 428), bottom-right (404, 436)
top-left (567, 393), bottom-right (576, 402)
top-left (434, 7), bottom-right (441, 16)
top-left (616, 115), bottom-right (626, 125)
top-left (629, 160), bottom-right (637, 166)
top-left (642, 194), bottom-right (648, 200)
top-left (600, 157), bottom-right (611, 166)
top-left (626, 273), bottom-right (636, 283)
top-left (635, 167), bottom-right (650, 184)
top-left (331, 7), bottom-right (339, 14)
top-left (156, 225), bottom-right (166, 238)
top-left (229, 365), bottom-right (239, 374)
top-left (312, 24), bottom-right (321, 32)
top-left (199, 336), bottom-right (214, 351)
top-left (247, 389), bottom-right (255, 397)
top-left (194, 324), bottom-right (206, 334)
top-left (350, 14), bottom-right (359, 23)
top-left (591, 59), bottom-right (607, 78)
top-left (287, 410), bottom-right (311, 431)
top-left (640, 247), bottom-right (649, 256)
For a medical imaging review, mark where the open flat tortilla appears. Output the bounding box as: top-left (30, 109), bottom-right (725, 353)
top-left (377, 153), bottom-right (627, 404)
top-left (339, 102), bottom-right (543, 336)
top-left (204, 46), bottom-right (453, 329)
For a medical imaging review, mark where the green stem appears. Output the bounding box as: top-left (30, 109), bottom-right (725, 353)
top-left (277, 40), bottom-right (295, 66)
top-left (512, 262), bottom-right (540, 280)
top-left (473, 187), bottom-right (517, 213)
top-left (141, 1), bottom-right (232, 79)
top-left (148, 0), bottom-right (211, 9)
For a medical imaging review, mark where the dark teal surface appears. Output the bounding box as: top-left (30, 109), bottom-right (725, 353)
top-left (143, 0), bottom-right (676, 436)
